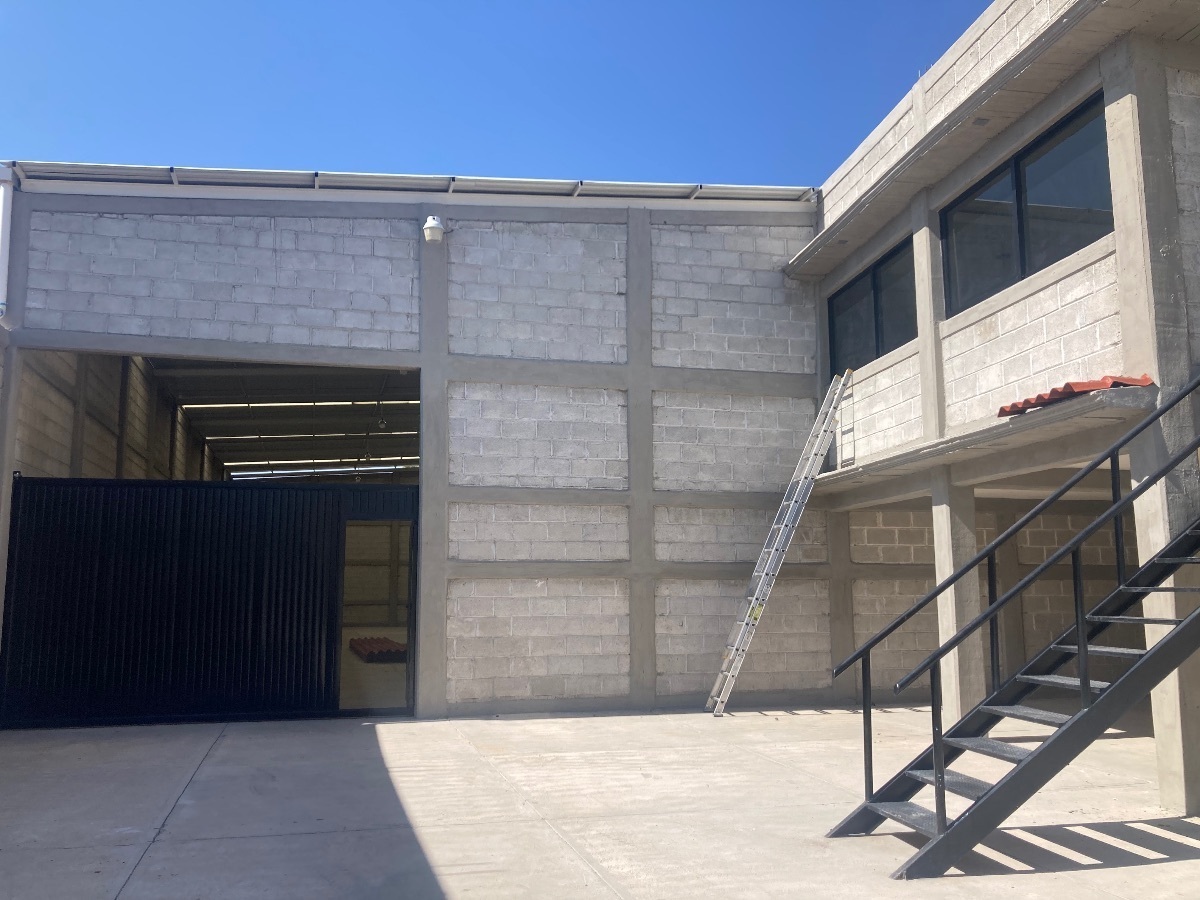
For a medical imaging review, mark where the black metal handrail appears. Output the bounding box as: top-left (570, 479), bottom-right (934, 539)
top-left (832, 369), bottom-right (1200, 681)
top-left (897, 426), bottom-right (1200, 691)
top-left (832, 367), bottom-right (1200, 807)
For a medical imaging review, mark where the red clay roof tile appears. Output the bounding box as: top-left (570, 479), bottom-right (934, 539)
top-left (998, 374), bottom-right (1154, 417)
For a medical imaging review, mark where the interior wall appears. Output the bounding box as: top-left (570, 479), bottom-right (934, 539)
top-left (13, 350), bottom-right (204, 481)
top-left (343, 521), bottom-right (411, 627)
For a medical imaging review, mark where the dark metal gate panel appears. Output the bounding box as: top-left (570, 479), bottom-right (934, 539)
top-left (0, 477), bottom-right (418, 726)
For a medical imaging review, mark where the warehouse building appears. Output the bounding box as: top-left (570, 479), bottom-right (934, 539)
top-left (2, 0), bottom-right (1200, 817)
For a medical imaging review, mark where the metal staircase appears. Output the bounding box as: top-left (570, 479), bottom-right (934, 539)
top-left (830, 370), bottom-right (1200, 879)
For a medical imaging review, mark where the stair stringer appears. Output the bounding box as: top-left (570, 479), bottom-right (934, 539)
top-left (827, 518), bottom-right (1200, 861)
top-left (896, 598), bottom-right (1200, 878)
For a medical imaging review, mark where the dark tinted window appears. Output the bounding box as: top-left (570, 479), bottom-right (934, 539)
top-left (942, 96), bottom-right (1113, 315)
top-left (877, 244), bottom-right (918, 355)
top-left (945, 169), bottom-right (1018, 314)
top-left (828, 240), bottom-right (916, 372)
top-left (1021, 108), bottom-right (1113, 272)
top-left (829, 272), bottom-right (875, 373)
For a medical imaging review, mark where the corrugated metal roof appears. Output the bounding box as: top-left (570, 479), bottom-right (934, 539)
top-left (5, 161), bottom-right (817, 203)
top-left (997, 375), bottom-right (1155, 417)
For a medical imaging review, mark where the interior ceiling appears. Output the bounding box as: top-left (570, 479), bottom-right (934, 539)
top-left (147, 359), bottom-right (419, 478)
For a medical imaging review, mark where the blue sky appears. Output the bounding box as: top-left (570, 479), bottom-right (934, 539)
top-left (2, 1), bottom-right (990, 187)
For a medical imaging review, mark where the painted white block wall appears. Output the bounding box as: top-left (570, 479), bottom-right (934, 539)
top-left (942, 243), bottom-right (1121, 429)
top-left (446, 578), bottom-right (630, 704)
top-left (449, 503), bottom-right (630, 561)
top-left (448, 382), bottom-right (629, 489)
top-left (650, 224), bottom-right (815, 373)
top-left (447, 221), bottom-right (627, 363)
top-left (652, 391), bottom-right (814, 492)
top-left (25, 213), bottom-right (419, 349)
top-left (655, 579), bottom-right (830, 696)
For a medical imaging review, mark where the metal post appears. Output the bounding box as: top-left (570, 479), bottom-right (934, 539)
top-left (862, 652), bottom-right (874, 800)
top-left (930, 663), bottom-right (948, 834)
top-left (1072, 548), bottom-right (1091, 709)
top-left (987, 552), bottom-right (1000, 690)
top-left (1110, 452), bottom-right (1126, 585)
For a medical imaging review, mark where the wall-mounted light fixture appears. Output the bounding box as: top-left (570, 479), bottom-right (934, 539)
top-left (422, 215), bottom-right (445, 243)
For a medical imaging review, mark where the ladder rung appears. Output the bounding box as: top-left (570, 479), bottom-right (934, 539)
top-left (707, 371), bottom-right (850, 716)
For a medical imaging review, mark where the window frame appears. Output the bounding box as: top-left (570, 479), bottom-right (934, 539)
top-left (827, 237), bottom-right (916, 375)
top-left (940, 92), bottom-right (1110, 318)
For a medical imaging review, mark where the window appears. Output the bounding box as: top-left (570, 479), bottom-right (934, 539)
top-left (828, 240), bottom-right (917, 373)
top-left (942, 95), bottom-right (1112, 316)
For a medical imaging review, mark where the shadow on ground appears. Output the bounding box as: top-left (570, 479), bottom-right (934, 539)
top-left (887, 816), bottom-right (1200, 877)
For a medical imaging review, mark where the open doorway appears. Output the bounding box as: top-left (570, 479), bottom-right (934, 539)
top-left (1, 351), bottom-right (420, 725)
top-left (339, 520), bottom-right (416, 711)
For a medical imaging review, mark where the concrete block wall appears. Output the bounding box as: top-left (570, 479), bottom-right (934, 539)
top-left (836, 349), bottom-right (923, 465)
top-left (448, 503), bottom-right (630, 561)
top-left (8, 192), bottom-right (820, 716)
top-left (848, 510), bottom-right (937, 694)
top-left (850, 509), bottom-right (935, 565)
top-left (447, 382), bottom-right (629, 489)
top-left (25, 212), bottom-right (419, 351)
top-left (447, 221), bottom-right (627, 362)
top-left (942, 244), bottom-right (1120, 429)
top-left (1169, 67), bottom-right (1200, 366)
top-left (446, 578), bottom-right (630, 703)
top-left (651, 391), bottom-right (814, 492)
top-left (655, 579), bottom-right (830, 696)
top-left (653, 506), bottom-right (825, 564)
top-left (650, 224), bottom-right (815, 373)
top-left (851, 577), bottom-right (938, 696)
top-left (437, 213), bottom-right (821, 712)
top-left (14, 350), bottom-right (202, 482)
top-left (15, 361), bottom-right (74, 477)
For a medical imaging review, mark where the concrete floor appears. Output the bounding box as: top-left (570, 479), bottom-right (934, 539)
top-left (1, 704), bottom-right (1197, 899)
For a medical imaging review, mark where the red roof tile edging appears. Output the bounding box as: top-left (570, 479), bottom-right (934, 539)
top-left (998, 374), bottom-right (1155, 417)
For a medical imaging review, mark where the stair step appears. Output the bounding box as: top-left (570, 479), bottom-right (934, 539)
top-left (905, 769), bottom-right (992, 801)
top-left (1088, 615), bottom-right (1184, 626)
top-left (867, 801), bottom-right (942, 838)
top-left (944, 736), bottom-right (1033, 764)
top-left (1018, 673), bottom-right (1110, 692)
top-left (1052, 643), bottom-right (1144, 658)
top-left (1151, 558), bottom-right (1200, 564)
top-left (1119, 586), bottom-right (1200, 593)
top-left (982, 704), bottom-right (1071, 728)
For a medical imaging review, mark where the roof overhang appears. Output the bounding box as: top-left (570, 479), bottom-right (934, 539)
top-left (814, 386), bottom-right (1158, 510)
top-left (786, 0), bottom-right (1200, 279)
top-left (4, 161), bottom-right (817, 210)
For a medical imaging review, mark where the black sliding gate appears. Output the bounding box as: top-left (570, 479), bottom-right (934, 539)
top-left (0, 476), bottom-right (418, 727)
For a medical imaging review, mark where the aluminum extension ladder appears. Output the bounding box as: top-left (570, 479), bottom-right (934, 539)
top-left (705, 370), bottom-right (851, 716)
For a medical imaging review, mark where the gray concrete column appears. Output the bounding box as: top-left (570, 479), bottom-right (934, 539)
top-left (626, 208), bottom-right (656, 707)
top-left (1104, 35), bottom-right (1200, 814)
top-left (415, 208), bottom-right (450, 718)
top-left (930, 467), bottom-right (985, 720)
top-left (826, 510), bottom-right (857, 702)
top-left (911, 189), bottom-right (946, 442)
